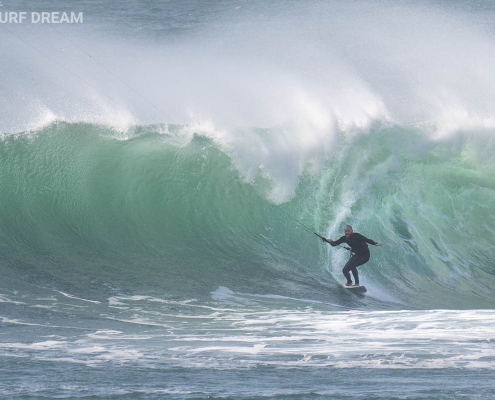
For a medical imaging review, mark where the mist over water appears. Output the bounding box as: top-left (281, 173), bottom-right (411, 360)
top-left (3, 0), bottom-right (495, 127)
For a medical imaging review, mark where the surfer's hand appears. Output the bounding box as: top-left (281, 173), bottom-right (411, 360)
top-left (375, 243), bottom-right (382, 247)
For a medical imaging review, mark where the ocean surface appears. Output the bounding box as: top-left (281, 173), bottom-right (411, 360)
top-left (1, 0), bottom-right (495, 398)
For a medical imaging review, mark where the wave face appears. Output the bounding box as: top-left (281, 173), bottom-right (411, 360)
top-left (1, 121), bottom-right (494, 309)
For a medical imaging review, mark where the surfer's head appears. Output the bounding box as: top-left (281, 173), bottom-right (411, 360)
top-left (344, 225), bottom-right (353, 239)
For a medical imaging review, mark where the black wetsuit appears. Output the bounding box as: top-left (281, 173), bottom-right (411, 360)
top-left (331, 233), bottom-right (377, 285)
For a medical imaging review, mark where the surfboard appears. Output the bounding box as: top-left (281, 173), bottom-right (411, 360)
top-left (343, 285), bottom-right (367, 293)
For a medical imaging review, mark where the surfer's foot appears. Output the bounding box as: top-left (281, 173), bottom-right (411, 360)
top-left (345, 282), bottom-right (353, 286)
top-left (354, 283), bottom-right (360, 286)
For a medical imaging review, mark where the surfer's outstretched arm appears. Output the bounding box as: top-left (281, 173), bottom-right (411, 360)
top-left (363, 235), bottom-right (382, 247)
top-left (323, 236), bottom-right (345, 247)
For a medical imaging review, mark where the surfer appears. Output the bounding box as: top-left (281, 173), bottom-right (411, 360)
top-left (322, 225), bottom-right (382, 286)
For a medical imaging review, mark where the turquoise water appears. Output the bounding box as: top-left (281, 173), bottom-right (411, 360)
top-left (2, 122), bottom-right (494, 308)
top-left (1, 0), bottom-right (495, 398)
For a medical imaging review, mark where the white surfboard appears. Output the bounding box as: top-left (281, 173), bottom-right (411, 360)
top-left (343, 285), bottom-right (367, 293)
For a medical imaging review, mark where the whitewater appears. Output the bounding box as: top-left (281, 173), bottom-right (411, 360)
top-left (1, 0), bottom-right (495, 398)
